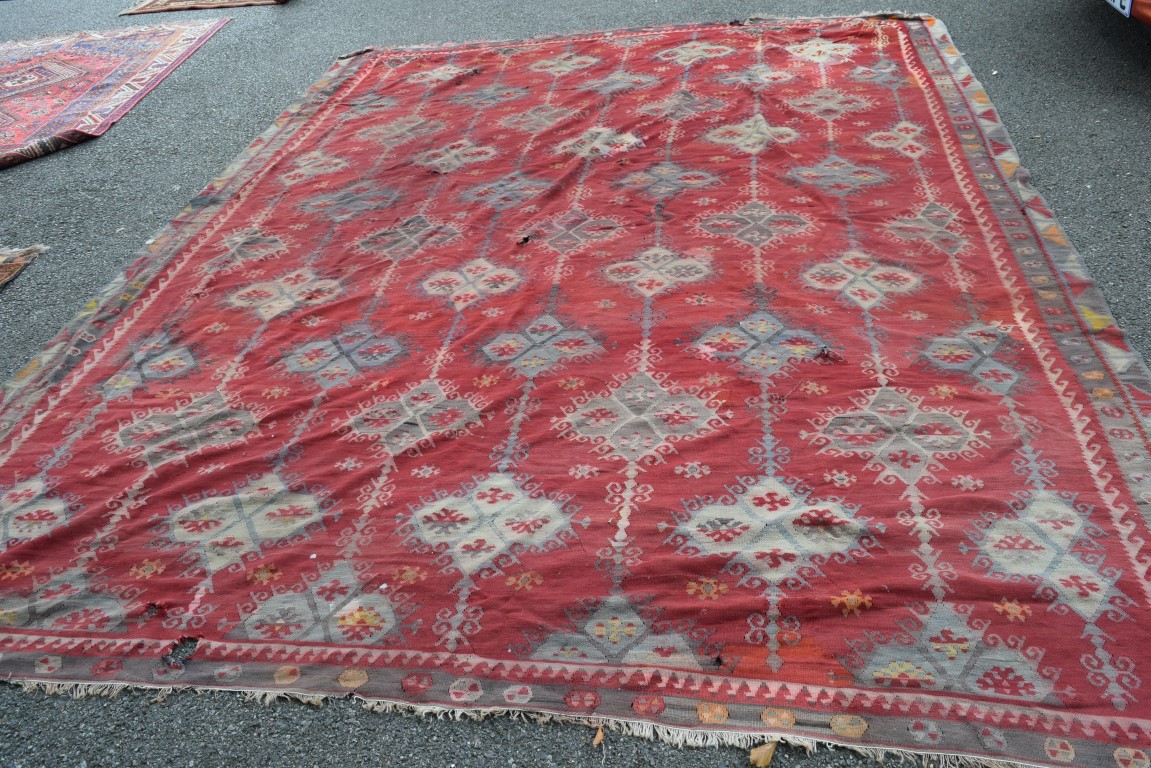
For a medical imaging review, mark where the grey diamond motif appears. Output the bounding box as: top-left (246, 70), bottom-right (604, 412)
top-left (501, 105), bottom-right (577, 133)
top-left (716, 64), bottom-right (795, 89)
top-left (581, 71), bottom-right (658, 95)
top-left (357, 115), bottom-right (444, 148)
top-left (697, 202), bottom-right (810, 247)
top-left (887, 203), bottom-right (967, 255)
top-left (358, 215), bottom-right (459, 260)
top-left (344, 93), bottom-right (399, 115)
top-left (850, 61), bottom-right (907, 90)
top-left (533, 210), bottom-right (621, 253)
top-left (283, 324), bottom-right (406, 390)
top-left (449, 84), bottom-right (528, 109)
top-left (205, 229), bottom-right (287, 272)
top-left (639, 90), bottom-right (723, 121)
top-left (461, 172), bottom-right (550, 211)
top-left (482, 314), bottom-right (601, 378)
top-left (694, 311), bottom-right (826, 377)
top-left (788, 155), bottom-right (889, 197)
top-left (813, 387), bottom-right (986, 487)
top-left (561, 372), bottom-right (723, 462)
top-left (787, 88), bottom-right (871, 121)
top-left (618, 162), bottom-right (718, 200)
top-left (301, 182), bottom-right (401, 222)
top-left (923, 324), bottom-right (1019, 395)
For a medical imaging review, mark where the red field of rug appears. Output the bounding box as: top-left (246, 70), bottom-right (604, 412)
top-left (2, 16), bottom-right (1150, 768)
top-left (0, 21), bottom-right (228, 169)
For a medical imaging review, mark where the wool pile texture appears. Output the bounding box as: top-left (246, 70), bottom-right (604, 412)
top-left (2, 17), bottom-right (1150, 768)
top-left (0, 21), bottom-right (228, 169)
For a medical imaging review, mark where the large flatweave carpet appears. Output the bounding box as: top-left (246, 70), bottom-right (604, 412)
top-left (2, 16), bottom-right (1150, 768)
top-left (0, 21), bottom-right (228, 169)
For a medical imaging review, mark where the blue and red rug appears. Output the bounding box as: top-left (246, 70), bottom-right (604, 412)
top-left (0, 20), bottom-right (228, 169)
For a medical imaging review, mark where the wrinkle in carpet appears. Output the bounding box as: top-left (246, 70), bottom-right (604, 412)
top-left (2, 16), bottom-right (1151, 768)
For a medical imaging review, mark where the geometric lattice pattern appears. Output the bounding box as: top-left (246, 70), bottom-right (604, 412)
top-left (2, 17), bottom-right (1151, 768)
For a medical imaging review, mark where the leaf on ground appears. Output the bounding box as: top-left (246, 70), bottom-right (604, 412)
top-left (592, 725), bottom-right (605, 747)
top-left (749, 741), bottom-right (778, 767)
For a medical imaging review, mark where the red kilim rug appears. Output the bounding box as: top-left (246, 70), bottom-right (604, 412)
top-left (2, 16), bottom-right (1150, 768)
top-left (121, 0), bottom-right (286, 16)
top-left (0, 21), bottom-right (228, 169)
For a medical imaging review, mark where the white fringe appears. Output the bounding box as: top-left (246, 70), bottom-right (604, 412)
top-left (0, 244), bottom-right (48, 261)
top-left (10, 677), bottom-right (1041, 767)
top-left (356, 697), bottom-right (1033, 768)
top-left (242, 689), bottom-right (329, 707)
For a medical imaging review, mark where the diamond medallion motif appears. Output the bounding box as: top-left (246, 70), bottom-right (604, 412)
top-left (617, 162), bottom-right (719, 200)
top-left (807, 387), bottom-right (988, 486)
top-left (787, 88), bottom-right (871, 120)
top-left (887, 202), bottom-right (968, 255)
top-left (403, 473), bottom-right (580, 577)
top-left (556, 372), bottom-right (726, 462)
top-left (802, 251), bottom-right (919, 309)
top-left (789, 155), bottom-right (889, 197)
top-left (923, 323), bottom-right (1020, 394)
top-left (696, 202), bottom-right (810, 247)
top-left (482, 314), bottom-right (600, 377)
top-left (157, 472), bottom-right (326, 576)
top-left (283, 324), bottom-right (406, 390)
top-left (603, 247), bottom-right (710, 296)
top-left (703, 114), bottom-right (798, 154)
top-left (422, 258), bottom-right (520, 309)
top-left (667, 475), bottom-right (877, 588)
top-left (693, 311), bottom-right (825, 376)
top-left (343, 379), bottom-right (485, 456)
top-left (358, 215), bottom-right (459, 260)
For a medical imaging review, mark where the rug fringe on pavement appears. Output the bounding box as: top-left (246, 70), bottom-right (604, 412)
top-left (10, 678), bottom-right (1020, 768)
top-left (0, 244), bottom-right (46, 291)
top-left (5, 16), bottom-right (1149, 768)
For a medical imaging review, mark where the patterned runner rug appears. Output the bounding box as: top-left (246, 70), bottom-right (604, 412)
top-left (0, 21), bottom-right (228, 169)
top-left (121, 0), bottom-right (286, 16)
top-left (2, 16), bottom-right (1150, 768)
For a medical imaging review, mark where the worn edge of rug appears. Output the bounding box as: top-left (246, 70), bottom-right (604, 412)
top-left (0, 20), bottom-right (231, 170)
top-left (0, 42), bottom-right (357, 431)
top-left (119, 0), bottom-right (285, 17)
top-left (1, 14), bottom-right (1149, 768)
top-left (0, 245), bottom-right (47, 290)
top-left (83, 20), bottom-right (233, 136)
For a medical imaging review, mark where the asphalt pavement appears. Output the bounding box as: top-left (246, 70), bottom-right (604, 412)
top-left (1, 0), bottom-right (1149, 766)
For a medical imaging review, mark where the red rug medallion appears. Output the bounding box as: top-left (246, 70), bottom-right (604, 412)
top-left (0, 21), bottom-right (228, 169)
top-left (2, 16), bottom-right (1151, 768)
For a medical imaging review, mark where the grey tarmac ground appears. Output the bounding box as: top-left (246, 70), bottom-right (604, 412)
top-left (0, 0), bottom-right (1149, 766)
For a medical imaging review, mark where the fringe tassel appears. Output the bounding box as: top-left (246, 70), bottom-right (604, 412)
top-left (242, 690), bottom-right (329, 707)
top-left (0, 244), bottom-right (48, 260)
top-left (13, 679), bottom-right (172, 701)
top-left (356, 698), bottom-right (1026, 768)
top-left (10, 677), bottom-right (1045, 768)
top-left (0, 244), bottom-right (48, 288)
top-left (358, 698), bottom-right (821, 752)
